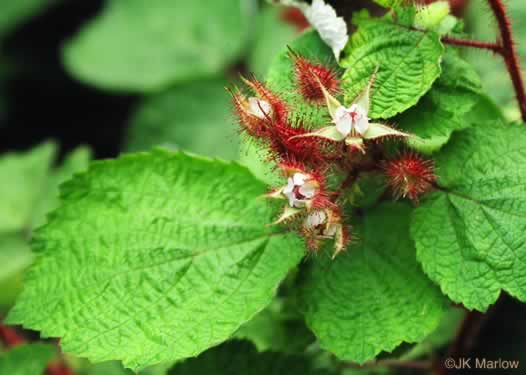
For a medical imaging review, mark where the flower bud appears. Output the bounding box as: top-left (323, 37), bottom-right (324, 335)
top-left (289, 49), bottom-right (339, 103)
top-left (383, 152), bottom-right (436, 202)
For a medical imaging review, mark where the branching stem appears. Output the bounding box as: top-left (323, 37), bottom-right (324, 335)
top-left (439, 0), bottom-right (526, 121)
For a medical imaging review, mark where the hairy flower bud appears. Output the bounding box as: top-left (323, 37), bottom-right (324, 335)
top-left (302, 208), bottom-right (350, 258)
top-left (383, 152), bottom-right (436, 202)
top-left (289, 49), bottom-right (339, 103)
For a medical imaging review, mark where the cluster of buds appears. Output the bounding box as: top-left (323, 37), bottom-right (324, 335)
top-left (267, 162), bottom-right (350, 258)
top-left (230, 50), bottom-right (436, 258)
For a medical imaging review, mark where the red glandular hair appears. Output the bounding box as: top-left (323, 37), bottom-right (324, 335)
top-left (382, 151), bottom-right (436, 202)
top-left (231, 76), bottom-right (332, 167)
top-left (289, 48), bottom-right (340, 103)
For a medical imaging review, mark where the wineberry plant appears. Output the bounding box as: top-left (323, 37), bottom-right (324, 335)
top-left (1, 0), bottom-right (526, 374)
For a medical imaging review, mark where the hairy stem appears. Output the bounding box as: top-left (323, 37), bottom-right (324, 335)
top-left (441, 36), bottom-right (501, 53)
top-left (486, 0), bottom-right (526, 121)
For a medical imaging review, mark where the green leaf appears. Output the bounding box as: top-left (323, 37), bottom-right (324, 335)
top-left (400, 307), bottom-right (464, 360)
top-left (414, 1), bottom-right (450, 31)
top-left (301, 203), bottom-right (446, 364)
top-left (0, 142), bottom-right (56, 234)
top-left (341, 19), bottom-right (444, 119)
top-left (8, 151), bottom-right (305, 370)
top-left (234, 298), bottom-right (315, 353)
top-left (0, 143), bottom-right (91, 234)
top-left (239, 141), bottom-right (281, 187)
top-left (266, 29), bottom-right (338, 126)
top-left (411, 105), bottom-right (526, 311)
top-left (0, 0), bottom-right (57, 40)
top-left (371, 0), bottom-right (408, 8)
top-left (63, 0), bottom-right (249, 92)
top-left (168, 340), bottom-right (333, 375)
top-left (32, 146), bottom-right (92, 229)
top-left (0, 343), bottom-right (55, 375)
top-left (76, 360), bottom-right (172, 375)
top-left (126, 78), bottom-right (238, 159)
top-left (347, 172), bottom-right (386, 208)
top-left (0, 235), bottom-right (32, 308)
top-left (248, 7), bottom-right (297, 78)
top-left (398, 49), bottom-right (482, 154)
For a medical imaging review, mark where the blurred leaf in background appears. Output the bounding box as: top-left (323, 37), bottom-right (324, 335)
top-left (125, 78), bottom-right (239, 159)
top-left (0, 0), bottom-right (59, 42)
top-left (0, 143), bottom-right (91, 310)
top-left (248, 6), bottom-right (297, 78)
top-left (63, 0), bottom-right (252, 92)
top-left (0, 343), bottom-right (55, 375)
top-left (464, 0), bottom-right (526, 120)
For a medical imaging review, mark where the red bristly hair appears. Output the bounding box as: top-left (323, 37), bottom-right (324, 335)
top-left (289, 48), bottom-right (340, 103)
top-left (382, 151), bottom-right (436, 202)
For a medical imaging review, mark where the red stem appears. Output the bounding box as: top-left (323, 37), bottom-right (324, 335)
top-left (441, 36), bottom-right (501, 53)
top-left (487, 0), bottom-right (526, 121)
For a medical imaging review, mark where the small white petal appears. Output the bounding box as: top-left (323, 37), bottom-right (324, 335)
top-left (305, 210), bottom-right (327, 229)
top-left (348, 104), bottom-right (369, 135)
top-left (283, 177), bottom-right (295, 194)
top-left (284, 189), bottom-right (296, 207)
top-left (298, 182), bottom-right (316, 199)
top-left (334, 106), bottom-right (352, 137)
top-left (292, 173), bottom-right (307, 186)
top-left (302, 0), bottom-right (349, 58)
top-left (248, 97), bottom-right (272, 119)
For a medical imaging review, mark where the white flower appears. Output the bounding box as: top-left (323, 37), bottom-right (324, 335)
top-left (282, 172), bottom-right (317, 207)
top-left (273, 0), bottom-right (348, 59)
top-left (301, 0), bottom-right (348, 59)
top-left (333, 104), bottom-right (369, 137)
top-left (304, 209), bottom-right (338, 237)
top-left (248, 97), bottom-right (272, 119)
top-left (304, 210), bottom-right (327, 229)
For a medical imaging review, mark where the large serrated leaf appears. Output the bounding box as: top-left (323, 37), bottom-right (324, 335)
top-left (411, 102), bottom-right (526, 311)
top-left (301, 203), bottom-right (446, 364)
top-left (7, 150), bottom-right (304, 370)
top-left (62, 0), bottom-right (248, 92)
top-left (398, 49), bottom-right (482, 153)
top-left (341, 19), bottom-right (444, 119)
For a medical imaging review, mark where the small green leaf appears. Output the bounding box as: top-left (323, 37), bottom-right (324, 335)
top-left (8, 151), bottom-right (304, 370)
top-left (0, 343), bottom-right (55, 375)
top-left (126, 78), bottom-right (238, 159)
top-left (63, 0), bottom-right (249, 92)
top-left (168, 340), bottom-right (334, 375)
top-left (411, 104), bottom-right (526, 311)
top-left (266, 29), bottom-right (338, 126)
top-left (301, 203), bottom-right (446, 364)
top-left (0, 142), bottom-right (56, 234)
top-left (341, 19), bottom-right (444, 119)
top-left (398, 49), bottom-right (482, 154)
top-left (414, 1), bottom-right (450, 31)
